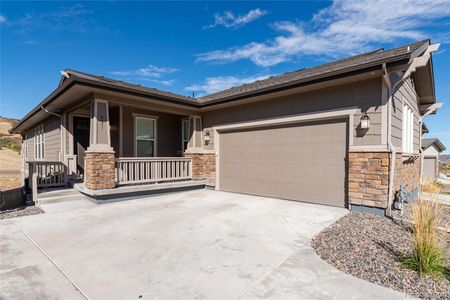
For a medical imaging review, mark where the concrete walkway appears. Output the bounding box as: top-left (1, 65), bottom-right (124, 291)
top-left (1, 190), bottom-right (412, 299)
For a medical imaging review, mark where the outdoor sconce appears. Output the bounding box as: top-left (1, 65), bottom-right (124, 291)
top-left (360, 112), bottom-right (370, 129)
top-left (204, 131), bottom-right (210, 145)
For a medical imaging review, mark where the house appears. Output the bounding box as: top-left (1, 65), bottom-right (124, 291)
top-left (11, 39), bottom-right (443, 215)
top-left (422, 138), bottom-right (446, 180)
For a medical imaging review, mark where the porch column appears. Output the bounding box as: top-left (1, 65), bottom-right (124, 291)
top-left (187, 115), bottom-right (203, 150)
top-left (84, 98), bottom-right (116, 190)
top-left (184, 115), bottom-right (216, 187)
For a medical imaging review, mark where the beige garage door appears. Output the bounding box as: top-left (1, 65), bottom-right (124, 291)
top-left (423, 157), bottom-right (437, 181)
top-left (218, 119), bottom-right (348, 207)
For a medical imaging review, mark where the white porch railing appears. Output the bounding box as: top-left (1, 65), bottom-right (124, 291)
top-left (116, 157), bottom-right (192, 185)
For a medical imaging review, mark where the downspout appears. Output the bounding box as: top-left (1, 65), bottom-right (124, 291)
top-left (382, 64), bottom-right (416, 216)
top-left (382, 43), bottom-right (440, 216)
top-left (41, 106), bottom-right (65, 161)
top-left (382, 64), bottom-right (396, 217)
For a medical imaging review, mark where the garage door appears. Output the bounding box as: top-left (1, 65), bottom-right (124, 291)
top-left (423, 157), bottom-right (437, 180)
top-left (218, 119), bottom-right (347, 207)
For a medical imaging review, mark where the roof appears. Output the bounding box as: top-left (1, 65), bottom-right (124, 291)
top-left (198, 40), bottom-right (429, 103)
top-left (63, 69), bottom-right (194, 102)
top-left (422, 138), bottom-right (446, 152)
top-left (11, 39), bottom-right (432, 133)
top-left (66, 39), bottom-right (429, 105)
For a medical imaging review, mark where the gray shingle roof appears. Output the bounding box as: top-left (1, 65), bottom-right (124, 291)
top-left (10, 40), bottom-right (432, 134)
top-left (64, 40), bottom-right (429, 105)
top-left (422, 138), bottom-right (446, 151)
top-left (64, 69), bottom-right (196, 103)
top-left (198, 40), bottom-right (429, 102)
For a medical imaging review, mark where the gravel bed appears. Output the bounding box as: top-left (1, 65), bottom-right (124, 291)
top-left (392, 201), bottom-right (450, 231)
top-left (311, 211), bottom-right (449, 300)
top-left (0, 205), bottom-right (44, 219)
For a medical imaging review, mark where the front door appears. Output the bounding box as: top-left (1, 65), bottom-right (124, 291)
top-left (73, 116), bottom-right (90, 174)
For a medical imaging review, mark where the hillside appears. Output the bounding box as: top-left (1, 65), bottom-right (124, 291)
top-left (0, 117), bottom-right (22, 190)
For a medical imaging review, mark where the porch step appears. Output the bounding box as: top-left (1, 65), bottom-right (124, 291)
top-left (37, 188), bottom-right (88, 205)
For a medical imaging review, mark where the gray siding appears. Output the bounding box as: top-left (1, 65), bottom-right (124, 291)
top-left (121, 106), bottom-right (183, 157)
top-left (203, 78), bottom-right (382, 149)
top-left (44, 116), bottom-right (61, 160)
top-left (391, 75), bottom-right (420, 152)
top-left (25, 131), bottom-right (34, 159)
top-left (23, 116), bottom-right (61, 160)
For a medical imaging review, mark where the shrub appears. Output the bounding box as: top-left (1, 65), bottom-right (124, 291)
top-left (401, 182), bottom-right (449, 278)
top-left (9, 143), bottom-right (21, 153)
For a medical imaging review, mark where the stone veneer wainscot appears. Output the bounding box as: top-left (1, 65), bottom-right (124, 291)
top-left (184, 152), bottom-right (216, 187)
top-left (348, 152), bottom-right (390, 209)
top-left (84, 151), bottom-right (116, 190)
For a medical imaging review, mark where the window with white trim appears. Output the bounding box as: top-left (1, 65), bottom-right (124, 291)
top-left (135, 117), bottom-right (156, 157)
top-left (181, 119), bottom-right (190, 152)
top-left (402, 104), bottom-right (414, 153)
top-left (34, 124), bottom-right (44, 159)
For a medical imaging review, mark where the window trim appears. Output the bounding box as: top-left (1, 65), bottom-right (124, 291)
top-left (181, 118), bottom-right (190, 152)
top-left (402, 103), bottom-right (414, 154)
top-left (34, 123), bottom-right (45, 160)
top-left (133, 114), bottom-right (158, 157)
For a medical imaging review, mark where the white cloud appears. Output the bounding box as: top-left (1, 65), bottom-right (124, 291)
top-left (186, 74), bottom-right (273, 94)
top-left (197, 0), bottom-right (450, 67)
top-left (112, 65), bottom-right (178, 78)
top-left (204, 8), bottom-right (268, 29)
top-left (12, 4), bottom-right (94, 34)
top-left (0, 15), bottom-right (6, 24)
top-left (111, 64), bottom-right (178, 86)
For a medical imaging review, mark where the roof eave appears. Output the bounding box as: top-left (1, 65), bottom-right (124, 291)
top-left (11, 75), bottom-right (203, 134)
top-left (199, 54), bottom-right (411, 107)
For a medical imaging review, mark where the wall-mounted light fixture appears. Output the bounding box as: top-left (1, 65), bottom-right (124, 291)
top-left (204, 131), bottom-right (210, 145)
top-left (360, 112), bottom-right (370, 129)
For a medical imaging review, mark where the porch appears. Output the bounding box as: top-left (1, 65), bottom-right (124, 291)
top-left (27, 94), bottom-right (208, 203)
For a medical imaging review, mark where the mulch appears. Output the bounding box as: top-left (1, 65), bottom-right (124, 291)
top-left (311, 210), bottom-right (449, 300)
top-left (0, 205), bottom-right (44, 219)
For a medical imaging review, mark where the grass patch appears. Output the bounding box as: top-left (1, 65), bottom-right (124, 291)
top-left (0, 135), bottom-right (21, 153)
top-left (401, 182), bottom-right (449, 279)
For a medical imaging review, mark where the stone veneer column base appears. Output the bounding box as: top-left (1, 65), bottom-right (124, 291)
top-left (184, 152), bottom-right (216, 187)
top-left (392, 153), bottom-right (421, 202)
top-left (84, 151), bottom-right (116, 190)
top-left (348, 152), bottom-right (390, 209)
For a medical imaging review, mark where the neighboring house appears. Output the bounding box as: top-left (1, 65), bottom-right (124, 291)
top-left (422, 138), bottom-right (446, 180)
top-left (11, 40), bottom-right (443, 215)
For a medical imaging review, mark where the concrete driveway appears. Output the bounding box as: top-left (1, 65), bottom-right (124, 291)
top-left (1, 189), bottom-right (410, 299)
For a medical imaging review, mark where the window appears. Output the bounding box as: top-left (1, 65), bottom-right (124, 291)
top-left (34, 124), bottom-right (44, 159)
top-left (135, 117), bottom-right (156, 157)
top-left (402, 104), bottom-right (414, 153)
top-left (182, 119), bottom-right (190, 152)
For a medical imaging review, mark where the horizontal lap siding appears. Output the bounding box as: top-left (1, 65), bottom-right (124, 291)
top-left (391, 75), bottom-right (420, 152)
top-left (44, 116), bottom-right (61, 160)
top-left (203, 78), bottom-right (382, 149)
top-left (25, 131), bottom-right (34, 159)
top-left (121, 106), bottom-right (183, 157)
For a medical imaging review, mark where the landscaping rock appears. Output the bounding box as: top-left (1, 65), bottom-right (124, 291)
top-left (0, 205), bottom-right (44, 219)
top-left (311, 211), bottom-right (449, 300)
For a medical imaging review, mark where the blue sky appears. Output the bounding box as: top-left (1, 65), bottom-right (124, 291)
top-left (1, 1), bottom-right (450, 152)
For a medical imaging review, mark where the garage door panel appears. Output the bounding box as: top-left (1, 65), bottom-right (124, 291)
top-left (423, 158), bottom-right (436, 180)
top-left (219, 120), bottom-right (347, 207)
